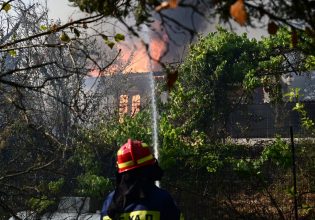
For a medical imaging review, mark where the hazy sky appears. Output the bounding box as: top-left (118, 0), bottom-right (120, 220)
top-left (45, 0), bottom-right (267, 38)
top-left (46, 0), bottom-right (77, 21)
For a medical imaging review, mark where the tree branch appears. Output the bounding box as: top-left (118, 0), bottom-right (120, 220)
top-left (0, 61), bottom-right (56, 78)
top-left (0, 159), bottom-right (56, 181)
top-left (0, 14), bottom-right (104, 49)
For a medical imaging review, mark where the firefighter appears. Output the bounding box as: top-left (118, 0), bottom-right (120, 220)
top-left (100, 139), bottom-right (183, 220)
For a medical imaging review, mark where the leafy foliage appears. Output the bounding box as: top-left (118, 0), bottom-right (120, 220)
top-left (28, 196), bottom-right (56, 214)
top-left (0, 119), bottom-right (66, 216)
top-left (165, 28), bottom-right (263, 138)
top-left (233, 137), bottom-right (291, 176)
top-left (0, 0), bottom-right (119, 216)
top-left (285, 88), bottom-right (315, 132)
top-left (163, 27), bottom-right (315, 142)
top-left (155, 29), bottom-right (315, 219)
top-left (76, 173), bottom-right (112, 197)
top-left (48, 178), bottom-right (65, 194)
top-left (69, 111), bottom-right (154, 199)
top-left (69, 0), bottom-right (159, 26)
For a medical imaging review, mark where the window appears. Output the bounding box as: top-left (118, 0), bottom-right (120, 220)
top-left (119, 95), bottom-right (128, 122)
top-left (131, 95), bottom-right (141, 116)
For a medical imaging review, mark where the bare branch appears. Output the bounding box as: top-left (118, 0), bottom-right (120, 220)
top-left (0, 71), bottom-right (75, 89)
top-left (0, 14), bottom-right (104, 49)
top-left (0, 159), bottom-right (56, 181)
top-left (0, 43), bottom-right (66, 52)
top-left (0, 61), bottom-right (56, 78)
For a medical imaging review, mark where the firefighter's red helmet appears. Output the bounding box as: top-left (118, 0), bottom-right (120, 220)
top-left (117, 139), bottom-right (156, 173)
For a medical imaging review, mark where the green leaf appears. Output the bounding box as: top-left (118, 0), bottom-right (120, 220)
top-left (9, 50), bottom-right (16, 57)
top-left (59, 32), bottom-right (71, 43)
top-left (293, 102), bottom-right (304, 111)
top-left (2, 2), bottom-right (11, 13)
top-left (101, 34), bottom-right (115, 48)
top-left (114, 33), bottom-right (125, 42)
top-left (28, 196), bottom-right (55, 213)
top-left (286, 186), bottom-right (295, 197)
top-left (40, 25), bottom-right (48, 31)
top-left (101, 34), bottom-right (108, 41)
top-left (48, 178), bottom-right (64, 194)
top-left (105, 40), bottom-right (115, 49)
top-left (76, 173), bottom-right (112, 197)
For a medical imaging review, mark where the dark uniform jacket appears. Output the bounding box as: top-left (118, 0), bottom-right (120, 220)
top-left (100, 185), bottom-right (182, 220)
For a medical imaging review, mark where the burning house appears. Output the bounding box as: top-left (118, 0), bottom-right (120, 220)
top-left (85, 29), bottom-right (168, 121)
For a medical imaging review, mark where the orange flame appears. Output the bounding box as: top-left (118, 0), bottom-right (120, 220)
top-left (118, 41), bottom-right (150, 73)
top-left (89, 24), bottom-right (168, 76)
top-left (118, 37), bottom-right (167, 73)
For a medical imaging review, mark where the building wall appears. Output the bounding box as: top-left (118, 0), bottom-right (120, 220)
top-left (228, 102), bottom-right (315, 138)
top-left (86, 72), bottom-right (164, 118)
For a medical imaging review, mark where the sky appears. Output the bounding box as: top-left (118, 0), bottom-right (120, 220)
top-left (45, 0), bottom-right (267, 37)
top-left (46, 0), bottom-right (76, 21)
